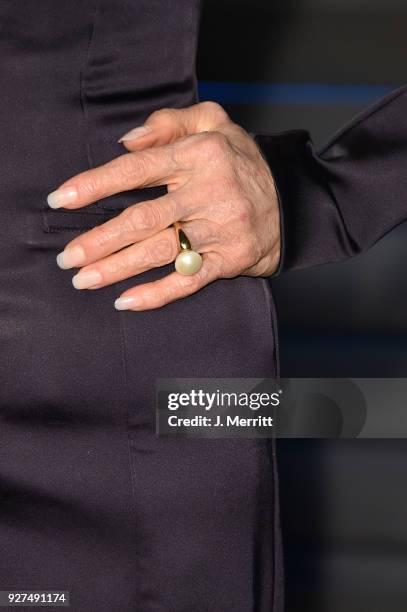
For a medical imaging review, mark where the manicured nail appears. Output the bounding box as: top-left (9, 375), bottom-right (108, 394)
top-left (72, 269), bottom-right (102, 289)
top-left (114, 296), bottom-right (142, 311)
top-left (56, 245), bottom-right (86, 270)
top-left (118, 125), bottom-right (153, 143)
top-left (47, 186), bottom-right (78, 209)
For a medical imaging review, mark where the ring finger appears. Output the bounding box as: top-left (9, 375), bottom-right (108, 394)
top-left (70, 222), bottom-right (210, 290)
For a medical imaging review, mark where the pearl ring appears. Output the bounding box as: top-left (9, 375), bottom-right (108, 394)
top-left (173, 221), bottom-right (203, 275)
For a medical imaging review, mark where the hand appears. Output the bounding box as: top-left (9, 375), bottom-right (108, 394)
top-left (47, 102), bottom-right (280, 311)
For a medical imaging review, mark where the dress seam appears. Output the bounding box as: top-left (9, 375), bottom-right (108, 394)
top-left (118, 311), bottom-right (144, 610)
top-left (79, 0), bottom-right (101, 173)
top-left (261, 278), bottom-right (283, 612)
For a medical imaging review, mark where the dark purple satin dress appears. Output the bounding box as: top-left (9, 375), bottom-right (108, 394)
top-left (0, 2), bottom-right (283, 610)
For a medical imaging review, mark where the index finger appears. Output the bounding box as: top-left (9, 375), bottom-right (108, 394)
top-left (47, 146), bottom-right (178, 210)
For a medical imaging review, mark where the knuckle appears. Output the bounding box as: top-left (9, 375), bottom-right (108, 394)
top-left (149, 238), bottom-right (177, 265)
top-left (120, 213), bottom-right (139, 237)
top-left (91, 223), bottom-right (115, 248)
top-left (162, 276), bottom-right (199, 304)
top-left (181, 271), bottom-right (203, 293)
top-left (121, 206), bottom-right (140, 234)
top-left (118, 205), bottom-right (138, 234)
top-left (240, 236), bottom-right (258, 266)
top-left (149, 286), bottom-right (173, 308)
top-left (121, 153), bottom-right (150, 181)
top-left (132, 244), bottom-right (150, 268)
top-left (188, 275), bottom-right (203, 292)
top-left (164, 284), bottom-right (179, 302)
top-left (139, 205), bottom-right (162, 231)
top-left (79, 176), bottom-right (100, 199)
top-left (105, 254), bottom-right (130, 275)
top-left (149, 107), bottom-right (175, 125)
top-left (199, 101), bottom-right (229, 123)
top-left (199, 131), bottom-right (230, 159)
top-left (125, 203), bottom-right (160, 232)
top-left (108, 152), bottom-right (152, 188)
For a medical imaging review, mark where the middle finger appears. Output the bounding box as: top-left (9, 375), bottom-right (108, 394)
top-left (56, 192), bottom-right (186, 270)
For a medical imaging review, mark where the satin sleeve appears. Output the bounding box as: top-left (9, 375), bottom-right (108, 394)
top-left (253, 84), bottom-right (407, 275)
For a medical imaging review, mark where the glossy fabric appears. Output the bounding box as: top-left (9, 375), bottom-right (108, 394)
top-left (0, 2), bottom-right (283, 611)
top-left (255, 84), bottom-right (407, 274)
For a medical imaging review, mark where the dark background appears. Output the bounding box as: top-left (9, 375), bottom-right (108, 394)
top-left (197, 1), bottom-right (407, 610)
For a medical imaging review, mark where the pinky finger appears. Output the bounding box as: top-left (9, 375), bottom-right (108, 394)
top-left (114, 253), bottom-right (219, 311)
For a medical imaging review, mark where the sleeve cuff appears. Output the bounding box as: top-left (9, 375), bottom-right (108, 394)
top-left (253, 130), bottom-right (313, 276)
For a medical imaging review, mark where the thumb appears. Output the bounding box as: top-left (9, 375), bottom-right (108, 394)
top-left (118, 101), bottom-right (231, 152)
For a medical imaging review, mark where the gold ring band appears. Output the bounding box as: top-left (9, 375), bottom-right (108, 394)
top-left (173, 222), bottom-right (203, 276)
top-left (173, 221), bottom-right (192, 251)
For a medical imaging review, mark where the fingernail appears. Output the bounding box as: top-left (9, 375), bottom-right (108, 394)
top-left (118, 125), bottom-right (153, 143)
top-left (56, 245), bottom-right (86, 269)
top-left (72, 269), bottom-right (102, 289)
top-left (47, 186), bottom-right (78, 209)
top-left (114, 296), bottom-right (142, 311)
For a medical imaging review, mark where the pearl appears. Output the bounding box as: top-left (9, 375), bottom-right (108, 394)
top-left (175, 250), bottom-right (203, 275)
